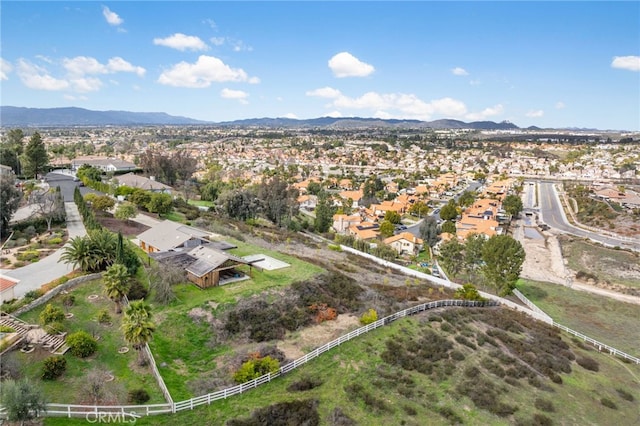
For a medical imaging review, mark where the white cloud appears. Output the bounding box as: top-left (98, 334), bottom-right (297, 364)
top-left (283, 113), bottom-right (298, 119)
top-left (525, 110), bottom-right (544, 118)
top-left (154, 33), bottom-right (208, 51)
top-left (555, 101), bottom-right (566, 109)
top-left (465, 104), bottom-right (504, 121)
top-left (16, 59), bottom-right (69, 91)
top-left (1, 58), bottom-right (12, 80)
top-left (231, 40), bottom-right (253, 52)
top-left (63, 56), bottom-right (106, 76)
top-left (107, 57), bottom-right (146, 76)
top-left (210, 37), bottom-right (225, 46)
top-left (326, 111), bottom-right (342, 117)
top-left (221, 88), bottom-right (249, 104)
top-left (158, 55), bottom-right (256, 88)
top-left (203, 19), bottom-right (217, 30)
top-left (70, 77), bottom-right (103, 93)
top-left (248, 76), bottom-right (261, 84)
top-left (306, 86), bottom-right (342, 99)
top-left (102, 6), bottom-right (123, 26)
top-left (64, 94), bottom-right (88, 101)
top-left (611, 55), bottom-right (640, 72)
top-left (328, 52), bottom-right (375, 78)
top-left (451, 67), bottom-right (468, 76)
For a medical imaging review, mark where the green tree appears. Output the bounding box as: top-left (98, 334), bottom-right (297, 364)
top-left (419, 216), bottom-right (441, 247)
top-left (384, 210), bottom-right (401, 225)
top-left (256, 175), bottom-right (299, 227)
top-left (379, 220), bottom-right (395, 238)
top-left (39, 304), bottom-right (65, 325)
top-left (458, 190), bottom-right (476, 208)
top-left (464, 233), bottom-right (486, 272)
top-left (502, 194), bottom-right (524, 218)
top-left (453, 283), bottom-right (486, 301)
top-left (409, 201), bottom-right (430, 218)
top-left (307, 181), bottom-right (322, 196)
top-left (233, 356), bottom-right (280, 384)
top-left (122, 300), bottom-right (155, 365)
top-left (66, 331), bottom-right (98, 357)
top-left (22, 132), bottom-right (49, 179)
top-left (441, 220), bottom-right (456, 234)
top-left (59, 236), bottom-right (96, 272)
top-left (438, 238), bottom-right (465, 277)
top-left (146, 192), bottom-right (172, 215)
top-left (481, 235), bottom-right (525, 296)
top-left (439, 200), bottom-right (458, 221)
top-left (76, 164), bottom-right (102, 182)
top-left (129, 189), bottom-right (152, 209)
top-left (114, 202), bottom-right (137, 224)
top-left (0, 128), bottom-right (25, 174)
top-left (314, 192), bottom-right (334, 233)
top-left (0, 379), bottom-right (47, 423)
top-left (103, 263), bottom-right (130, 313)
top-left (91, 195), bottom-right (115, 213)
top-left (0, 174), bottom-right (22, 236)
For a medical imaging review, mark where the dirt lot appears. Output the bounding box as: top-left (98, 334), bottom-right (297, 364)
top-left (514, 219), bottom-right (640, 305)
top-left (96, 214), bottom-right (150, 237)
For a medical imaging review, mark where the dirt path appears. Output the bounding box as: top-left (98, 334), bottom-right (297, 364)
top-left (514, 220), bottom-right (640, 305)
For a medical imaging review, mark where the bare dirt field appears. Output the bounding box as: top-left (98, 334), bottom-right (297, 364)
top-left (514, 219), bottom-right (640, 305)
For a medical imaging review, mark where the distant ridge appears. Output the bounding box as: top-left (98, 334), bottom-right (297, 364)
top-left (0, 106), bottom-right (209, 126)
top-left (1, 106), bottom-right (520, 130)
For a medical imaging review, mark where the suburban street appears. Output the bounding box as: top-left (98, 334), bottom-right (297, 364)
top-left (537, 181), bottom-right (640, 252)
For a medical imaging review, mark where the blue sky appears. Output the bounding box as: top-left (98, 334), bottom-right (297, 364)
top-left (1, 1), bottom-right (639, 130)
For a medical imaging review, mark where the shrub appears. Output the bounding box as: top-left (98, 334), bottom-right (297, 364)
top-left (576, 356), bottom-right (599, 372)
top-left (600, 398), bottom-right (617, 409)
top-left (0, 325), bottom-right (15, 333)
top-left (46, 321), bottom-right (65, 335)
top-left (127, 389), bottom-right (150, 404)
top-left (17, 251), bottom-right (40, 262)
top-left (24, 289), bottom-right (43, 301)
top-left (62, 294), bottom-right (75, 307)
top-left (233, 356), bottom-right (280, 384)
top-left (47, 237), bottom-right (63, 245)
top-left (616, 388), bottom-right (634, 402)
top-left (39, 304), bottom-right (65, 325)
top-left (534, 398), bottom-right (555, 412)
top-left (360, 308), bottom-right (378, 325)
top-left (97, 310), bottom-right (111, 325)
top-left (287, 375), bottom-right (324, 392)
top-left (41, 356), bottom-right (67, 380)
top-left (66, 331), bottom-right (97, 358)
top-left (127, 280), bottom-right (148, 301)
top-left (227, 399), bottom-right (319, 426)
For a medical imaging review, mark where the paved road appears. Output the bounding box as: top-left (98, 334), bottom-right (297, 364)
top-left (2, 202), bottom-right (88, 298)
top-left (45, 172), bottom-right (100, 202)
top-left (538, 181), bottom-right (640, 252)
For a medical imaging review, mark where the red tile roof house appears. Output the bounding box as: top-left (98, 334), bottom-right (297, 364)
top-left (383, 232), bottom-right (424, 256)
top-left (0, 275), bottom-right (19, 303)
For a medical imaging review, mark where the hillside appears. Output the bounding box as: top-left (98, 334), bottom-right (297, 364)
top-left (44, 306), bottom-right (640, 426)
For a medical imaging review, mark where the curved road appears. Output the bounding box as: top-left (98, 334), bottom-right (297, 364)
top-left (537, 181), bottom-right (640, 252)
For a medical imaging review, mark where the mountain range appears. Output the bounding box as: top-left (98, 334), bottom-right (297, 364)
top-left (0, 106), bottom-right (523, 130)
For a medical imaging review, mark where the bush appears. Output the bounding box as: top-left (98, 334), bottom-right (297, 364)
top-left (576, 356), bottom-right (599, 372)
top-left (227, 399), bottom-right (319, 426)
top-left (46, 321), bottom-right (65, 335)
top-left (62, 294), bottom-right (75, 307)
top-left (534, 398), bottom-right (555, 412)
top-left (600, 397), bottom-right (617, 410)
top-left (39, 304), bottom-right (65, 325)
top-left (24, 289), bottom-right (44, 301)
top-left (616, 388), bottom-right (634, 402)
top-left (287, 375), bottom-right (324, 392)
top-left (233, 356), bottom-right (280, 384)
top-left (0, 325), bottom-right (15, 333)
top-left (47, 237), bottom-right (63, 245)
top-left (127, 280), bottom-right (148, 301)
top-left (66, 331), bottom-right (98, 358)
top-left (17, 250), bottom-right (40, 262)
top-left (97, 310), bottom-right (111, 325)
top-left (360, 308), bottom-right (378, 325)
top-left (41, 356), bottom-right (67, 380)
top-left (127, 388), bottom-right (150, 404)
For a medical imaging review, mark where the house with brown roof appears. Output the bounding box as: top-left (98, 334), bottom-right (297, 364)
top-left (348, 223), bottom-right (380, 241)
top-left (0, 275), bottom-right (19, 303)
top-left (71, 156), bottom-right (138, 173)
top-left (136, 220), bottom-right (211, 253)
top-left (332, 214), bottom-right (363, 233)
top-left (383, 232), bottom-right (424, 255)
top-left (115, 173), bottom-right (173, 193)
top-left (184, 245), bottom-right (250, 289)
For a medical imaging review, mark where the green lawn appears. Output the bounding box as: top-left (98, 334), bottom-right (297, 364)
top-left (16, 279), bottom-right (166, 405)
top-left (149, 241), bottom-right (325, 400)
top-left (187, 200), bottom-right (214, 208)
top-left (517, 279), bottom-right (640, 355)
top-left (45, 312), bottom-right (640, 426)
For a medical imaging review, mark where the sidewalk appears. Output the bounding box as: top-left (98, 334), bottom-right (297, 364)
top-left (1, 202), bottom-right (87, 298)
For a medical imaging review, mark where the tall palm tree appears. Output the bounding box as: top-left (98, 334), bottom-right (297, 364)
top-left (88, 229), bottom-right (117, 271)
top-left (103, 263), bottom-right (130, 314)
top-left (121, 301), bottom-right (155, 365)
top-left (59, 236), bottom-right (95, 272)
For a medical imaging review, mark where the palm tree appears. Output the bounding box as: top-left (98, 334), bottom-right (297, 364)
top-left (88, 229), bottom-right (117, 271)
top-left (103, 263), bottom-right (130, 314)
top-left (121, 301), bottom-right (155, 365)
top-left (59, 236), bottom-right (95, 272)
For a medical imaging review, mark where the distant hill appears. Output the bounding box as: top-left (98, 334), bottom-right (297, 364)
top-left (0, 106), bottom-right (209, 126)
top-left (0, 106), bottom-right (521, 129)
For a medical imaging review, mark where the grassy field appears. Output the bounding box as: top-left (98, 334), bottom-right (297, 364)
top-left (16, 279), bottom-right (166, 405)
top-left (517, 279), bottom-right (640, 355)
top-left (559, 236), bottom-right (640, 289)
top-left (150, 241), bottom-right (325, 400)
top-left (44, 308), bottom-right (640, 426)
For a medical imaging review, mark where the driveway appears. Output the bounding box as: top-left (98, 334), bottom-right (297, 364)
top-left (2, 202), bottom-right (87, 298)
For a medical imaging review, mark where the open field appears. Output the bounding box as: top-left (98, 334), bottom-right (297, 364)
top-left (45, 307), bottom-right (640, 426)
top-left (15, 279), bottom-right (165, 405)
top-left (150, 240), bottom-right (325, 400)
top-left (559, 235), bottom-right (640, 292)
top-left (517, 279), bottom-right (640, 355)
